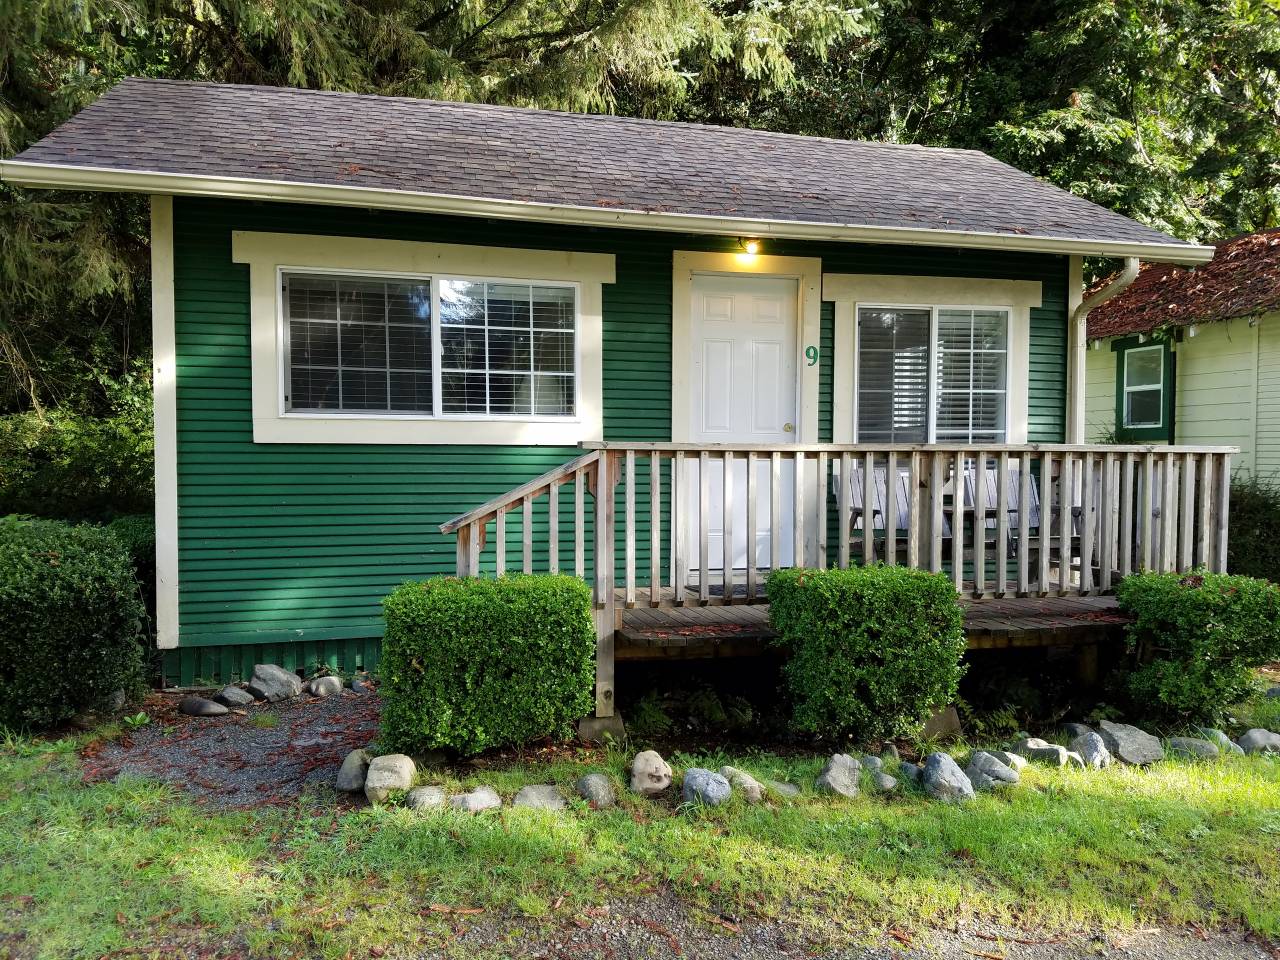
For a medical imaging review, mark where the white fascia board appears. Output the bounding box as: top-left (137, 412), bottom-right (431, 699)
top-left (0, 159), bottom-right (1219, 266)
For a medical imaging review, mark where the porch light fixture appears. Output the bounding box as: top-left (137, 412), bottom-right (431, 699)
top-left (739, 238), bottom-right (761, 255)
top-left (1187, 324), bottom-right (1198, 337)
top-left (1090, 338), bottom-right (1101, 350)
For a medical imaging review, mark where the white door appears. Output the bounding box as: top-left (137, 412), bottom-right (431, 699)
top-left (687, 274), bottom-right (798, 575)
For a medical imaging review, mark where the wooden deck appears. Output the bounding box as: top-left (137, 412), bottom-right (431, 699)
top-left (617, 594), bottom-right (1128, 660)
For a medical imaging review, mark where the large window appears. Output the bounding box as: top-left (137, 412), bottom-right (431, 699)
top-left (1122, 344), bottom-right (1164, 428)
top-left (856, 305), bottom-right (1009, 443)
top-left (283, 271), bottom-right (577, 418)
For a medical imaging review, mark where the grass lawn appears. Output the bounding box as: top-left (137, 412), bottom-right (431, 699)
top-left (1, 725), bottom-right (1279, 959)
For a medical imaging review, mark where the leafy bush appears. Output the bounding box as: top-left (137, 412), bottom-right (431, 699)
top-left (1227, 476), bottom-right (1280, 582)
top-left (767, 565), bottom-right (966, 741)
top-left (380, 574), bottom-right (595, 755)
top-left (104, 514), bottom-right (156, 629)
top-left (0, 517), bottom-right (146, 729)
top-left (1116, 570), bottom-right (1280, 725)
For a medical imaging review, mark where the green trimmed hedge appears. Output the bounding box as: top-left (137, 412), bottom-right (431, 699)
top-left (767, 565), bottom-right (966, 741)
top-left (0, 517), bottom-right (145, 729)
top-left (1116, 570), bottom-right (1280, 725)
top-left (381, 574), bottom-right (595, 755)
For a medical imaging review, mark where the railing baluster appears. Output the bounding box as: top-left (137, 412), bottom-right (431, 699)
top-left (522, 495), bottom-right (534, 574)
top-left (1120, 454), bottom-right (1135, 577)
top-left (885, 451), bottom-right (898, 566)
top-left (1099, 453), bottom-right (1114, 591)
top-left (699, 450), bottom-right (710, 604)
top-left (952, 450), bottom-right (965, 592)
top-left (838, 451), bottom-right (851, 569)
top-left (862, 450), bottom-right (875, 567)
top-left (1140, 452), bottom-right (1155, 571)
top-left (1179, 452), bottom-right (1195, 572)
top-left (930, 452), bottom-right (944, 573)
top-left (1058, 452), bottom-right (1073, 594)
top-left (770, 452), bottom-right (782, 574)
top-left (972, 449), bottom-right (986, 597)
top-left (908, 452), bottom-right (922, 569)
top-left (1017, 452), bottom-right (1030, 596)
top-left (468, 522), bottom-right (481, 577)
top-left (816, 452), bottom-right (828, 569)
top-left (496, 507), bottom-right (507, 576)
top-left (1037, 452), bottom-right (1052, 594)
top-left (746, 451), bottom-right (759, 599)
top-left (997, 451), bottom-right (1010, 596)
top-left (575, 469), bottom-right (586, 578)
top-left (794, 451), bottom-right (806, 568)
top-left (624, 450), bottom-right (636, 606)
top-left (722, 451), bottom-right (735, 602)
top-left (1215, 453), bottom-right (1231, 573)
top-left (1080, 452), bottom-right (1094, 594)
top-left (650, 452), bottom-right (661, 606)
top-left (1196, 452), bottom-right (1213, 569)
top-left (593, 451), bottom-right (616, 717)
top-left (548, 481), bottom-right (559, 574)
top-left (673, 452), bottom-right (686, 603)
top-left (1163, 453), bottom-right (1179, 572)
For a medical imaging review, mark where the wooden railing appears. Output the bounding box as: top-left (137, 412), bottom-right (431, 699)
top-left (441, 442), bottom-right (1236, 716)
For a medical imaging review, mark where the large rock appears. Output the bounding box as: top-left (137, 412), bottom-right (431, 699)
top-left (871, 771), bottom-right (898, 793)
top-left (814, 754), bottom-right (861, 798)
top-left (514, 785), bottom-right (567, 810)
top-left (1097, 720), bottom-right (1165, 765)
top-left (1070, 732), bottom-right (1113, 770)
top-left (1168, 737), bottom-right (1220, 760)
top-left (985, 750), bottom-right (1028, 772)
top-left (682, 768), bottom-right (731, 806)
top-left (859, 755), bottom-right (884, 772)
top-left (178, 696), bottom-right (227, 717)
top-left (213, 685), bottom-right (254, 707)
top-left (406, 786), bottom-right (446, 811)
top-left (451, 786), bottom-right (501, 813)
top-left (1238, 728), bottom-right (1280, 755)
top-left (765, 779), bottom-right (800, 799)
top-left (308, 676), bottom-right (343, 698)
top-left (336, 749), bottom-right (371, 792)
top-left (719, 766), bottom-right (764, 804)
top-left (922, 753), bottom-right (974, 803)
top-left (246, 664), bottom-right (303, 703)
top-left (1196, 728), bottom-right (1244, 756)
top-left (1012, 737), bottom-right (1084, 769)
top-left (1061, 722), bottom-right (1094, 739)
top-left (576, 773), bottom-right (617, 808)
top-left (630, 751), bottom-right (672, 795)
top-left (898, 762), bottom-right (923, 786)
top-left (364, 754), bottom-right (416, 803)
top-left (965, 751), bottom-right (1020, 791)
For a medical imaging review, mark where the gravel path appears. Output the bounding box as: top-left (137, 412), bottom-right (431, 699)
top-left (423, 895), bottom-right (1277, 959)
top-left (82, 689), bottom-right (381, 808)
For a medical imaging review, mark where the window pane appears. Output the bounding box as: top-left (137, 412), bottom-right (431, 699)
top-left (287, 276), bottom-right (338, 322)
top-left (339, 280), bottom-right (386, 324)
top-left (339, 322), bottom-right (387, 368)
top-left (534, 376), bottom-right (574, 415)
top-left (1126, 387), bottom-right (1162, 427)
top-left (340, 369), bottom-right (389, 410)
top-left (857, 307), bottom-right (929, 443)
top-left (972, 352), bottom-right (1006, 391)
top-left (442, 371), bottom-right (486, 413)
top-left (387, 282), bottom-right (431, 325)
top-left (1125, 347), bottom-right (1162, 388)
top-left (441, 327), bottom-right (486, 370)
top-left (533, 331), bottom-right (573, 373)
top-left (973, 310), bottom-right (1007, 350)
top-left (487, 330), bottom-right (531, 371)
top-left (440, 280), bottom-right (485, 325)
top-left (532, 286), bottom-right (575, 329)
top-left (290, 367), bottom-right (339, 409)
top-left (387, 324), bottom-right (433, 371)
top-left (937, 309), bottom-right (973, 350)
top-left (290, 320), bottom-right (338, 367)
top-left (485, 283), bottom-right (531, 327)
top-left (489, 373), bottom-right (532, 414)
top-left (389, 371), bottom-right (433, 412)
top-left (933, 307), bottom-right (1008, 443)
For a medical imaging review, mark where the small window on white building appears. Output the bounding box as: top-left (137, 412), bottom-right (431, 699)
top-left (1122, 344), bottom-right (1164, 428)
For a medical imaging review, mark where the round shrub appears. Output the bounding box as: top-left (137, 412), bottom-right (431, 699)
top-left (380, 574), bottom-right (595, 755)
top-left (1116, 569), bottom-right (1280, 725)
top-left (0, 517), bottom-right (146, 728)
top-left (766, 565), bottom-right (966, 741)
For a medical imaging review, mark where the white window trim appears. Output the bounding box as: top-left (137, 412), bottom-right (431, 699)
top-left (824, 273), bottom-right (1042, 444)
top-left (1122, 343), bottom-right (1165, 428)
top-left (853, 302), bottom-right (1013, 444)
top-left (233, 231), bottom-right (615, 444)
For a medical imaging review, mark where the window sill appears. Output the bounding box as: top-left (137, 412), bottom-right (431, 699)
top-left (252, 414), bottom-right (601, 445)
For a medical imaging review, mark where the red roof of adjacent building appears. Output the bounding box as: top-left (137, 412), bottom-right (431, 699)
top-left (1087, 228), bottom-right (1280, 339)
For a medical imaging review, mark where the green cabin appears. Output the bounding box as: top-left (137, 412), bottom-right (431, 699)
top-left (1, 78), bottom-right (1229, 710)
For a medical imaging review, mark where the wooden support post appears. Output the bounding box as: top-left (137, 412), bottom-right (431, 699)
top-left (594, 452), bottom-right (617, 718)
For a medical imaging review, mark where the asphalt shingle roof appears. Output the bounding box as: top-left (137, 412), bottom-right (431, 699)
top-left (1088, 229), bottom-right (1280, 338)
top-left (7, 78), bottom-right (1201, 255)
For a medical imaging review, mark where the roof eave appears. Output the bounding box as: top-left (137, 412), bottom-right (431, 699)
top-left (0, 159), bottom-right (1218, 266)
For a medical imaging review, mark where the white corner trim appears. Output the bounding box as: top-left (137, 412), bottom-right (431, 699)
top-left (0, 159), bottom-right (1219, 266)
top-left (672, 251), bottom-right (824, 443)
top-left (151, 195), bottom-right (180, 650)
top-left (1066, 255), bottom-right (1086, 443)
top-left (824, 273), bottom-right (1043, 444)
top-left (231, 232), bottom-right (615, 445)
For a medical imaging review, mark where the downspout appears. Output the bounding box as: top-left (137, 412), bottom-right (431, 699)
top-left (1066, 256), bottom-right (1140, 443)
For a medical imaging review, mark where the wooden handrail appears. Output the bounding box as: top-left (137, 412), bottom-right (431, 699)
top-left (583, 441), bottom-right (1241, 455)
top-left (438, 449), bottom-right (601, 534)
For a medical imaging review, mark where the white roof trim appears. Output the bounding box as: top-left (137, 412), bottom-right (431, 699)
top-left (0, 159), bottom-right (1218, 265)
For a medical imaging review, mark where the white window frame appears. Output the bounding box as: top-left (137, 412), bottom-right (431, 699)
top-left (1121, 343), bottom-right (1165, 428)
top-left (233, 231), bottom-right (614, 445)
top-left (852, 302), bottom-right (1013, 444)
top-left (278, 266), bottom-right (582, 421)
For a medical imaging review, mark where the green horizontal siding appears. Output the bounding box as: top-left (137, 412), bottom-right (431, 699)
top-left (171, 196), bottom-right (1068, 676)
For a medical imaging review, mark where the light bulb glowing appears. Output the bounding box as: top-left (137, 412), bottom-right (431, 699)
top-left (742, 239), bottom-right (760, 255)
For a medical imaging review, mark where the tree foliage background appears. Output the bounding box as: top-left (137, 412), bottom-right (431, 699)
top-left (0, 0), bottom-right (1277, 512)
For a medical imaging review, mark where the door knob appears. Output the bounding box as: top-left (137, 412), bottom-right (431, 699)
top-left (783, 422), bottom-right (794, 433)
